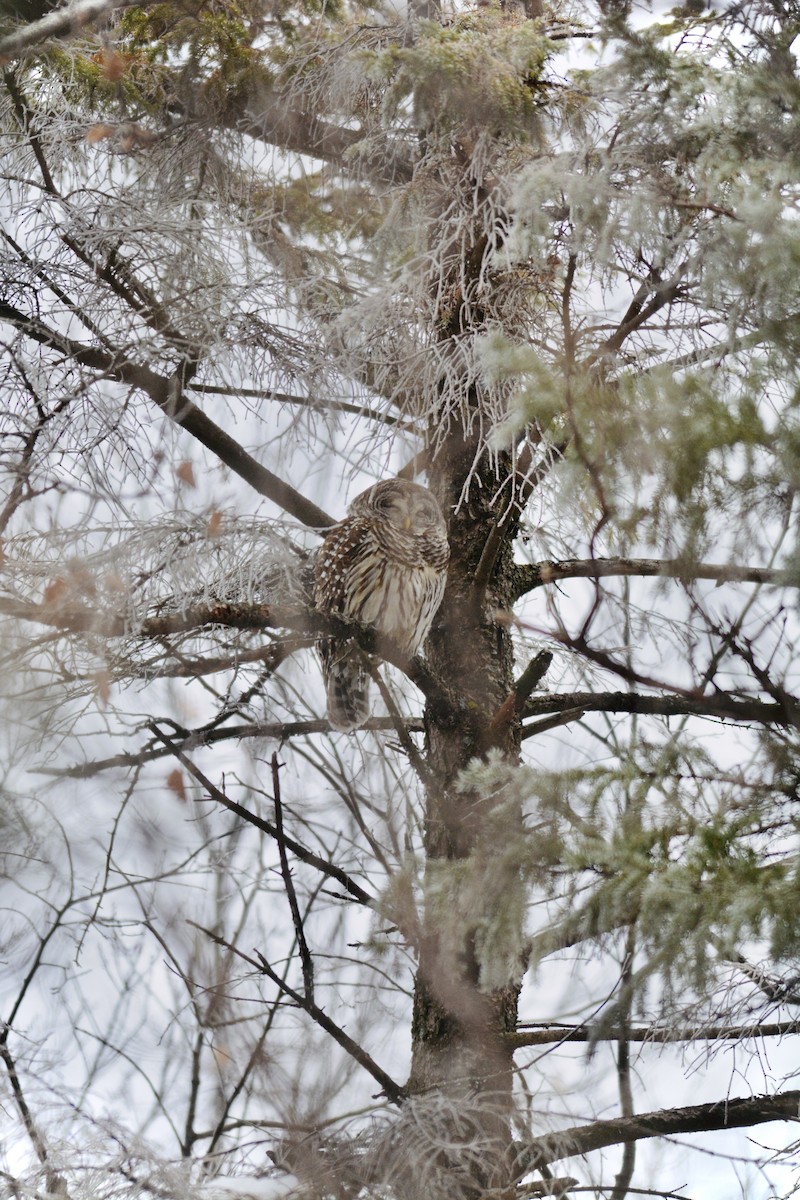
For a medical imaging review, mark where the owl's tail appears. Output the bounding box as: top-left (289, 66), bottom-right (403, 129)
top-left (320, 643), bottom-right (371, 732)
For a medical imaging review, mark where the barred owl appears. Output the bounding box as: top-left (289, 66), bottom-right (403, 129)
top-left (314, 479), bottom-right (450, 732)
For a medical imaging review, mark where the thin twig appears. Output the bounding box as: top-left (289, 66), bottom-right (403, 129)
top-left (272, 753), bottom-right (315, 1004)
top-left (188, 383), bottom-right (418, 434)
top-left (367, 658), bottom-right (435, 789)
top-left (148, 724), bottom-right (375, 907)
top-left (190, 924), bottom-right (407, 1105)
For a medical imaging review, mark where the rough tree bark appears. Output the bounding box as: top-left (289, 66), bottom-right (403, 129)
top-left (401, 97), bottom-right (526, 1091)
top-left (406, 139), bottom-right (525, 1184)
top-left (409, 435), bottom-right (523, 1196)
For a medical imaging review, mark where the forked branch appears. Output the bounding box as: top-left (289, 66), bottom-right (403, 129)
top-left (191, 925), bottom-right (407, 1105)
top-left (149, 725), bottom-right (376, 908)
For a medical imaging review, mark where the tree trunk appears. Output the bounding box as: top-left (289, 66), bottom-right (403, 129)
top-left (409, 432), bottom-right (523, 1169)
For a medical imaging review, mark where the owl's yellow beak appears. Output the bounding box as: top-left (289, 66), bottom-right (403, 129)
top-left (404, 515), bottom-right (412, 530)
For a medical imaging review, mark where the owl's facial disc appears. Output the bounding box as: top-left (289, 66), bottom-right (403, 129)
top-left (357, 481), bottom-right (443, 537)
top-left (388, 495), bottom-right (429, 536)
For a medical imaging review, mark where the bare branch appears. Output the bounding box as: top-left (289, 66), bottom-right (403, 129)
top-left (509, 1019), bottom-right (800, 1049)
top-left (521, 1090), bottom-right (800, 1172)
top-left (149, 724), bottom-right (376, 908)
top-left (191, 925), bottom-right (408, 1105)
top-left (0, 1042), bottom-right (66, 1194)
top-left (610, 928), bottom-right (636, 1200)
top-left (483, 650), bottom-right (553, 749)
top-left (522, 689), bottom-right (800, 730)
top-left (585, 262), bottom-right (690, 367)
top-left (536, 626), bottom-right (800, 725)
top-left (520, 707), bottom-right (585, 740)
top-left (512, 558), bottom-right (793, 601)
top-left (272, 753), bottom-right (315, 1004)
top-left (32, 715), bottom-right (426, 778)
top-left (513, 650), bottom-right (554, 712)
top-left (188, 384), bottom-right (419, 434)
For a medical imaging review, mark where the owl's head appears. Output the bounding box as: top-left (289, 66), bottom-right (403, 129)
top-left (350, 479), bottom-right (446, 538)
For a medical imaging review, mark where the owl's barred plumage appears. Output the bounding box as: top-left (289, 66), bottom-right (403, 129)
top-left (314, 479), bottom-right (450, 732)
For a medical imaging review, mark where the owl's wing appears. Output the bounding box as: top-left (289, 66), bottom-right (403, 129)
top-left (314, 517), bottom-right (376, 615)
top-left (314, 517), bottom-right (375, 732)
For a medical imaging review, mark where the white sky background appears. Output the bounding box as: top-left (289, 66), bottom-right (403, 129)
top-left (3, 3), bottom-right (800, 1198)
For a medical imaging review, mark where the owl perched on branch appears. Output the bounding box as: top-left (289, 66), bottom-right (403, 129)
top-left (314, 479), bottom-right (450, 732)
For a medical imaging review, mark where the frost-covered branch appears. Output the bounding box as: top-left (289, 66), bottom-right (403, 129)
top-left (473, 443), bottom-right (565, 603)
top-left (225, 104), bottom-right (414, 187)
top-left (0, 304), bottom-right (334, 529)
top-left (723, 950), bottom-right (800, 1008)
top-left (0, 0), bottom-right (138, 58)
top-left (0, 593), bottom-right (460, 718)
